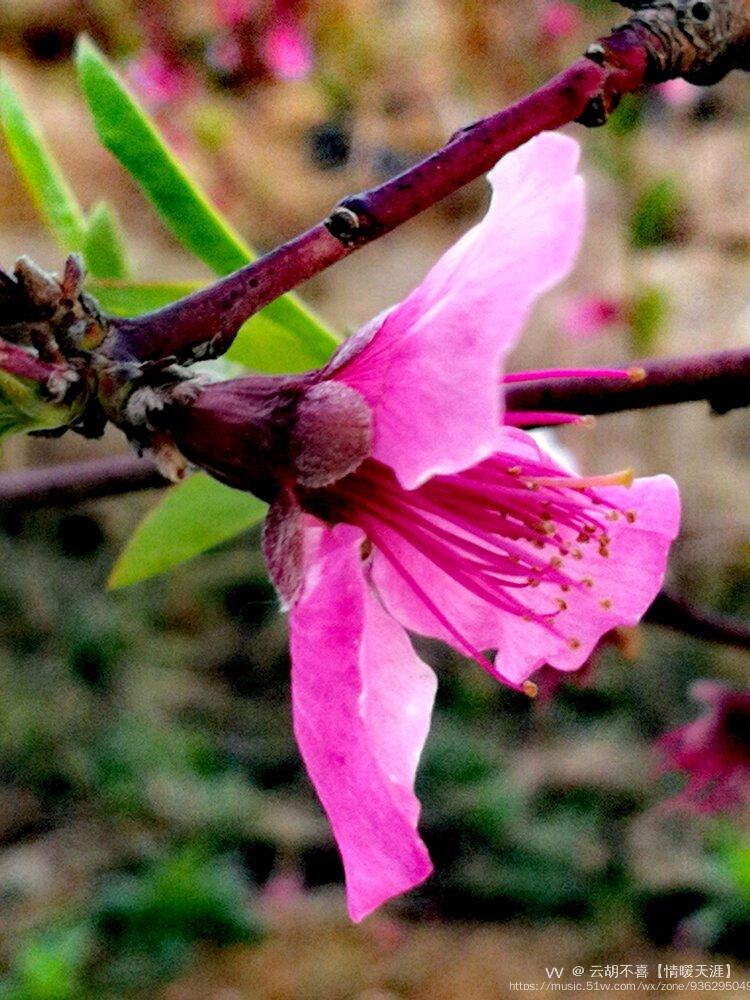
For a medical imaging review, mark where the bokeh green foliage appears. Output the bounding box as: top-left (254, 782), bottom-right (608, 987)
top-left (0, 504), bottom-right (747, 994)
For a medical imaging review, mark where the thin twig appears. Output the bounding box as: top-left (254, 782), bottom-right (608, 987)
top-left (100, 0), bottom-right (750, 365)
top-left (102, 56), bottom-right (628, 363)
top-left (506, 347), bottom-right (750, 417)
top-left (0, 454), bottom-right (164, 513)
top-left (647, 590), bottom-right (750, 651)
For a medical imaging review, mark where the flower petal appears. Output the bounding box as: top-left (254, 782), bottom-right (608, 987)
top-left (290, 523), bottom-right (436, 921)
top-left (370, 433), bottom-right (680, 685)
top-left (331, 132), bottom-right (585, 489)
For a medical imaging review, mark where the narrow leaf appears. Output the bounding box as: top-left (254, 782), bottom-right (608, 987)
top-left (83, 201), bottom-right (130, 280)
top-left (108, 473), bottom-right (266, 588)
top-left (0, 72), bottom-right (87, 251)
top-left (75, 37), bottom-right (339, 366)
top-left (76, 35), bottom-right (251, 275)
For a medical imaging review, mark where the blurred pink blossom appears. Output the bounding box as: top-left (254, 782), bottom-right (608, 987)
top-left (540, 1), bottom-right (583, 40)
top-left (127, 50), bottom-right (195, 110)
top-left (172, 134), bottom-right (680, 922)
top-left (658, 682), bottom-right (750, 813)
top-left (656, 78), bottom-right (702, 109)
top-left (262, 20), bottom-right (313, 79)
top-left (213, 0), bottom-right (312, 81)
top-left (562, 295), bottom-right (625, 340)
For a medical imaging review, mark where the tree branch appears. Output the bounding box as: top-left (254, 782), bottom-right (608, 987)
top-left (2, 345), bottom-right (747, 513)
top-left (103, 58), bottom-right (615, 363)
top-left (647, 590), bottom-right (750, 651)
top-left (100, 0), bottom-right (750, 366)
top-left (505, 347), bottom-right (750, 417)
top-left (0, 454), bottom-right (165, 513)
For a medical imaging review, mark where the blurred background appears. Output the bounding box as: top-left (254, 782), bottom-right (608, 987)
top-left (0, 1), bottom-right (748, 997)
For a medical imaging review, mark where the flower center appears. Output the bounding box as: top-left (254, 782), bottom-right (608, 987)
top-left (309, 448), bottom-right (636, 685)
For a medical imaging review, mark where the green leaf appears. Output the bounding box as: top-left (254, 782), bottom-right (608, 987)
top-left (83, 201), bottom-right (130, 280)
top-left (0, 370), bottom-right (75, 442)
top-left (0, 72), bottom-right (87, 252)
top-left (108, 473), bottom-right (266, 588)
top-left (75, 37), bottom-right (339, 368)
top-left (88, 280), bottom-right (204, 317)
top-left (76, 36), bottom-right (251, 275)
top-left (629, 177), bottom-right (685, 249)
top-left (629, 285), bottom-right (669, 354)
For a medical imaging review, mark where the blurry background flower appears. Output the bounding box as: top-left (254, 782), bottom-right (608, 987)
top-left (657, 682), bottom-right (750, 813)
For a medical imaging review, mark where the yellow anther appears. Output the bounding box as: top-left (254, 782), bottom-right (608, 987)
top-left (556, 598), bottom-right (568, 611)
top-left (523, 681), bottom-right (539, 699)
top-left (628, 367), bottom-right (647, 383)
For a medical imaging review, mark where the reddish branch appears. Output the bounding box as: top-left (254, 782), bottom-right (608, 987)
top-left (104, 51), bottom-right (646, 363)
top-left (3, 346), bottom-right (748, 511)
top-left (506, 347), bottom-right (750, 417)
top-left (0, 339), bottom-right (62, 383)
top-left (0, 454), bottom-right (164, 512)
top-left (647, 590), bottom-right (750, 651)
top-left (98, 1), bottom-right (750, 365)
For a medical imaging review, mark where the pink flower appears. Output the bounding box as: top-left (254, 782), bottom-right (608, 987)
top-left (168, 134), bottom-right (681, 921)
top-left (212, 0), bottom-right (312, 81)
top-left (262, 20), bottom-right (312, 80)
top-left (561, 295), bottom-right (624, 341)
top-left (658, 682), bottom-right (750, 813)
top-left (540, 2), bottom-right (583, 41)
top-left (127, 50), bottom-right (195, 110)
top-left (656, 79), bottom-right (702, 109)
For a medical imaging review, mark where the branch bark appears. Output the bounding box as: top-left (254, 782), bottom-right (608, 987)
top-left (0, 454), bottom-right (164, 512)
top-left (103, 58), bottom-right (617, 363)
top-left (100, 0), bottom-right (750, 366)
top-left (647, 590), bottom-right (750, 651)
top-left (2, 345), bottom-right (747, 513)
top-left (505, 347), bottom-right (750, 417)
